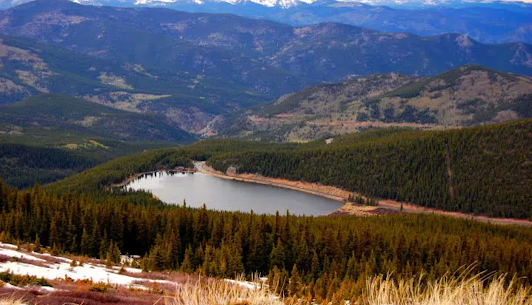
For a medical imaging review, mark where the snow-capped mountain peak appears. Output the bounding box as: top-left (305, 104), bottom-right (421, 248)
top-left (132, 0), bottom-right (314, 8)
top-left (3, 0), bottom-right (532, 11)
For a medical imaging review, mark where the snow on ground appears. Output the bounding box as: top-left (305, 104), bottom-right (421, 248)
top-left (0, 261), bottom-right (145, 286)
top-left (3, 283), bottom-right (23, 290)
top-left (224, 278), bottom-right (268, 290)
top-left (0, 243), bottom-right (174, 289)
top-left (224, 279), bottom-right (257, 290)
top-left (0, 248), bottom-right (46, 263)
top-left (0, 243), bottom-right (18, 250)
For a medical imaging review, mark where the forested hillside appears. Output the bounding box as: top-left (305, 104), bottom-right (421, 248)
top-left (0, 94), bottom-right (195, 142)
top-left (215, 66), bottom-right (532, 141)
top-left (3, 0), bottom-right (532, 133)
top-left (0, 117), bottom-right (530, 303)
top-left (46, 139), bottom-right (298, 193)
top-left (0, 94), bottom-right (197, 188)
top-left (0, 143), bottom-right (95, 189)
top-left (0, 35), bottom-right (268, 132)
top-left (41, 120), bottom-right (532, 219)
top-left (1, 180), bottom-right (532, 303)
top-left (209, 120), bottom-right (532, 219)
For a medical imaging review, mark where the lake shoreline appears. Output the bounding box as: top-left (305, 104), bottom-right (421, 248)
top-left (110, 169), bottom-right (197, 188)
top-left (121, 166), bottom-right (343, 216)
top-left (195, 162), bottom-right (349, 203)
top-left (195, 162), bottom-right (532, 226)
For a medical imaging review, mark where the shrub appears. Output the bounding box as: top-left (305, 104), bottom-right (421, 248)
top-left (0, 272), bottom-right (53, 287)
top-left (88, 282), bottom-right (110, 293)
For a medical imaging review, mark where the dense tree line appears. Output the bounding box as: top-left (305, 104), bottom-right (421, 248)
top-left (0, 143), bottom-right (95, 189)
top-left (208, 120), bottom-right (532, 219)
top-left (46, 139), bottom-right (298, 194)
top-left (1, 180), bottom-right (532, 303)
top-left (1, 123), bottom-right (532, 302)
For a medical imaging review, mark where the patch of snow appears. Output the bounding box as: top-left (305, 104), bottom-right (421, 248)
top-left (111, 265), bottom-right (142, 273)
top-left (35, 286), bottom-right (57, 292)
top-left (0, 243), bottom-right (174, 289)
top-left (0, 260), bottom-right (172, 287)
top-left (2, 283), bottom-right (23, 290)
top-left (0, 243), bottom-right (18, 250)
top-left (0, 248), bottom-right (46, 263)
top-left (224, 279), bottom-right (260, 290)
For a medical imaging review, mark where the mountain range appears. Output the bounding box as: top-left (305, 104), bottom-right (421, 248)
top-left (1, 0), bottom-right (532, 134)
top-left (2, 0), bottom-right (532, 44)
top-left (3, 0), bottom-right (532, 9)
top-left (214, 66), bottom-right (532, 141)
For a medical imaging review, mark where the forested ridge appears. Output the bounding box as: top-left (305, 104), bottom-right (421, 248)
top-left (0, 94), bottom-right (196, 142)
top-left (45, 139), bottom-right (298, 194)
top-left (0, 120), bottom-right (531, 302)
top-left (0, 143), bottom-right (96, 189)
top-left (208, 120), bottom-right (532, 219)
top-left (1, 180), bottom-right (532, 303)
top-left (43, 121), bottom-right (532, 219)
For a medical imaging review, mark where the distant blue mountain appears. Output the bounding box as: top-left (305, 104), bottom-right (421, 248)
top-left (2, 0), bottom-right (532, 43)
top-left (151, 0), bottom-right (532, 44)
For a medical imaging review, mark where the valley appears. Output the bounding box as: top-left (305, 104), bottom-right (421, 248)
top-left (1, 0), bottom-right (532, 134)
top-left (0, 1), bottom-right (532, 304)
top-left (0, 94), bottom-right (195, 188)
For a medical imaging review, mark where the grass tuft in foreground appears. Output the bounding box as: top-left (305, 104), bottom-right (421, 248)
top-left (0, 297), bottom-right (25, 305)
top-left (365, 272), bottom-right (532, 305)
top-left (163, 276), bottom-right (284, 305)
top-left (158, 271), bottom-right (532, 305)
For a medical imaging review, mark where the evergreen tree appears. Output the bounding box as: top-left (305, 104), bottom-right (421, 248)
top-left (33, 234), bottom-right (41, 253)
top-left (80, 229), bottom-right (90, 255)
top-left (270, 239), bottom-right (286, 270)
top-left (310, 251), bottom-right (320, 280)
top-left (90, 221), bottom-right (101, 257)
top-left (289, 264), bottom-right (301, 297)
top-left (180, 246), bottom-right (193, 273)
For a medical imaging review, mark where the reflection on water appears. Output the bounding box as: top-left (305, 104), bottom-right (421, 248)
top-left (125, 171), bottom-right (343, 216)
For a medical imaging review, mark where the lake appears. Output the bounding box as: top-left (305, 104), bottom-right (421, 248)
top-left (124, 171), bottom-right (343, 216)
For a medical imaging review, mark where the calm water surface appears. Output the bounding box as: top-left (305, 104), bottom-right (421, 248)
top-left (125, 172), bottom-right (343, 216)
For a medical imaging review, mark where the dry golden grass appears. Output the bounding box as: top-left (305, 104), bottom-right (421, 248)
top-left (0, 296), bottom-right (25, 305)
top-left (161, 276), bottom-right (284, 305)
top-left (365, 271), bottom-right (532, 305)
top-left (1, 269), bottom-right (530, 305)
top-left (161, 271), bottom-right (532, 305)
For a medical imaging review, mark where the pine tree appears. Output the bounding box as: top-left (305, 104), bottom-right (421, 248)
top-left (310, 251), bottom-right (320, 280)
top-left (99, 231), bottom-right (109, 260)
top-left (141, 254), bottom-right (150, 272)
top-left (228, 234), bottom-right (244, 277)
top-left (180, 246), bottom-right (193, 273)
top-left (33, 234), bottom-right (41, 253)
top-left (51, 243), bottom-right (60, 256)
top-left (289, 264), bottom-right (301, 297)
top-left (49, 219), bottom-right (58, 247)
top-left (270, 239), bottom-right (286, 270)
top-left (90, 221), bottom-right (101, 257)
top-left (108, 241), bottom-right (121, 264)
top-left (80, 229), bottom-right (90, 255)
top-left (105, 251), bottom-right (113, 267)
